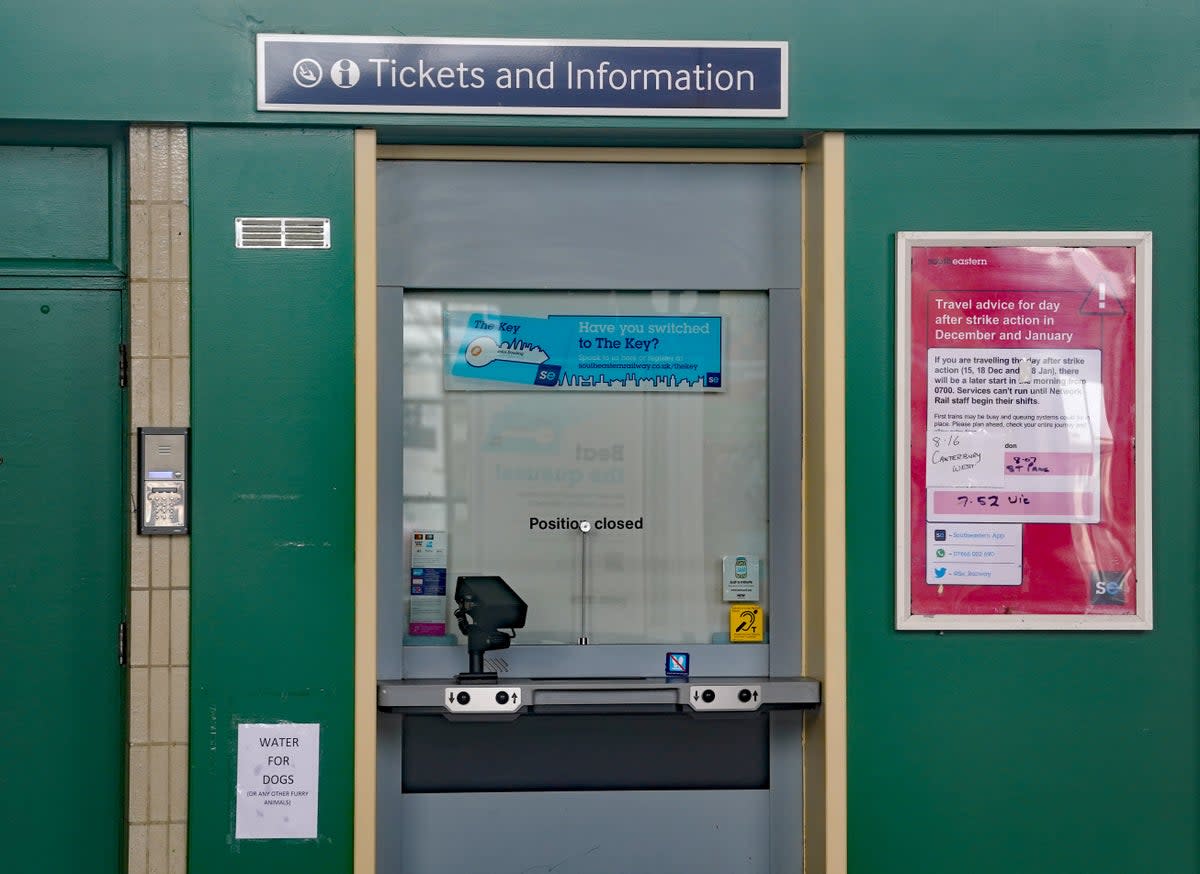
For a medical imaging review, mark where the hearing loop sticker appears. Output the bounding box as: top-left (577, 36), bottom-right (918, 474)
top-left (729, 605), bottom-right (764, 642)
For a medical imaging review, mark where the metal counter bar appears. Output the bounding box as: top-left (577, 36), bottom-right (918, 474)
top-left (379, 677), bottom-right (820, 719)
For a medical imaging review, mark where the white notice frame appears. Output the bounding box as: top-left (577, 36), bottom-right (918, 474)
top-left (895, 231), bottom-right (1152, 631)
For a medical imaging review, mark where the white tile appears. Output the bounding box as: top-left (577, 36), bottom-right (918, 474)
top-left (147, 823), bottom-right (169, 873)
top-left (150, 128), bottom-right (170, 202)
top-left (149, 667), bottom-right (170, 743)
top-left (150, 589), bottom-right (170, 665)
top-left (151, 357), bottom-right (171, 425)
top-left (130, 204), bottom-right (150, 282)
top-left (150, 533), bottom-right (170, 589)
top-left (150, 282), bottom-right (171, 357)
top-left (130, 356), bottom-right (150, 429)
top-left (169, 745), bottom-right (188, 822)
top-left (129, 127), bottom-right (150, 203)
top-left (148, 744), bottom-right (169, 822)
top-left (168, 823), bottom-right (187, 874)
top-left (171, 282), bottom-right (190, 358)
top-left (170, 537), bottom-right (190, 590)
top-left (130, 590), bottom-right (149, 666)
top-left (170, 204), bottom-right (189, 280)
top-left (131, 525), bottom-right (151, 590)
top-left (171, 358), bottom-right (190, 428)
top-left (150, 204), bottom-right (171, 280)
top-left (128, 824), bottom-right (148, 874)
top-left (128, 744), bottom-right (149, 822)
top-left (169, 667), bottom-right (189, 744)
top-left (129, 668), bottom-right (150, 744)
top-left (170, 591), bottom-right (189, 666)
top-left (131, 280), bottom-right (150, 357)
top-left (168, 127), bottom-right (189, 205)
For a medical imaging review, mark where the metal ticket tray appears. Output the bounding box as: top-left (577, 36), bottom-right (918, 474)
top-left (378, 676), bottom-right (820, 720)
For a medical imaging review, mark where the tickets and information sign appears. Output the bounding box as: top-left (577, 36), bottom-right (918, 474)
top-left (897, 233), bottom-right (1151, 630)
top-left (257, 35), bottom-right (786, 117)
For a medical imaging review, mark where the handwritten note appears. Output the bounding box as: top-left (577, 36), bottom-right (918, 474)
top-left (926, 431), bottom-right (1004, 488)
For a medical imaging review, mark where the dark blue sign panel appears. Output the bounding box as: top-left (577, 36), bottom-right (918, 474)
top-left (257, 35), bottom-right (787, 117)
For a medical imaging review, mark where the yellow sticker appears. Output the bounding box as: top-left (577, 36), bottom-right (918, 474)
top-left (729, 604), bottom-right (764, 642)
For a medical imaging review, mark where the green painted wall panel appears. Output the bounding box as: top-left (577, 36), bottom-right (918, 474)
top-left (0, 289), bottom-right (126, 873)
top-left (0, 2), bottom-right (1197, 132)
top-left (0, 146), bottom-right (110, 260)
top-left (844, 135), bottom-right (1199, 873)
top-left (189, 127), bottom-right (355, 873)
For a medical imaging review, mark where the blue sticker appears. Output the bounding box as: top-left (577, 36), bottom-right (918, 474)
top-left (410, 567), bottom-right (446, 596)
top-left (665, 652), bottom-right (690, 676)
top-left (450, 312), bottom-right (724, 392)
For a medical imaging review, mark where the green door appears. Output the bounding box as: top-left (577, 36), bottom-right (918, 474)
top-left (0, 288), bottom-right (125, 872)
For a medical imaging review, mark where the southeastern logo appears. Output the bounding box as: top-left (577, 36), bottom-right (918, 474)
top-left (1090, 571), bottom-right (1128, 606)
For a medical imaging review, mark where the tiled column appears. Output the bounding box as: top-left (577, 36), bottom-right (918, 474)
top-left (128, 126), bottom-right (190, 874)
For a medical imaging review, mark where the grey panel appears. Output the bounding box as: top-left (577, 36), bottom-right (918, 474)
top-left (377, 711), bottom-right (404, 830)
top-left (767, 289), bottom-right (803, 677)
top-left (377, 286), bottom-right (406, 679)
top-left (375, 161), bottom-right (806, 874)
top-left (377, 160), bottom-right (802, 290)
top-left (383, 790), bottom-right (771, 874)
top-left (400, 713), bottom-right (768, 792)
top-left (398, 642), bottom-right (768, 679)
top-left (376, 676), bottom-right (821, 710)
top-left (770, 711), bottom-right (805, 872)
top-left (766, 289), bottom-right (806, 872)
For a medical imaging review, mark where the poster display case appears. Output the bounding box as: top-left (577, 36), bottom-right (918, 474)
top-left (896, 232), bottom-right (1152, 630)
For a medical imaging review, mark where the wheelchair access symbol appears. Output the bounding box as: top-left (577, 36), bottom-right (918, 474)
top-left (729, 605), bottom-right (763, 643)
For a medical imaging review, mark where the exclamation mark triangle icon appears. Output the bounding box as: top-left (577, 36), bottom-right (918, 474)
top-left (1079, 285), bottom-right (1126, 316)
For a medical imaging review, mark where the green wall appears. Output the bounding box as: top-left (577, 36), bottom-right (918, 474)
top-left (0, 2), bottom-right (1197, 133)
top-left (0, 125), bottom-right (127, 276)
top-left (189, 127), bottom-right (355, 874)
top-left (0, 125), bottom-right (128, 874)
top-left (844, 134), bottom-right (1199, 873)
top-left (0, 146), bottom-right (110, 261)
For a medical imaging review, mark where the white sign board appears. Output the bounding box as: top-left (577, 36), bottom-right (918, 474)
top-left (235, 722), bottom-right (320, 840)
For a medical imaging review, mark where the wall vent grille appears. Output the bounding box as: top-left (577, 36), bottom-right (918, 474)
top-left (235, 217), bottom-right (330, 249)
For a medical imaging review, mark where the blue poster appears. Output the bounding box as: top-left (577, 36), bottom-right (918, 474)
top-left (448, 313), bottom-right (725, 391)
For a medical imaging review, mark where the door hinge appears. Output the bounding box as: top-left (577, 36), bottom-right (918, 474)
top-left (118, 620), bottom-right (128, 666)
top-left (118, 343), bottom-right (129, 388)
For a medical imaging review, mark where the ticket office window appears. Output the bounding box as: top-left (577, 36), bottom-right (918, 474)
top-left (402, 288), bottom-right (767, 647)
top-left (377, 159), bottom-right (802, 678)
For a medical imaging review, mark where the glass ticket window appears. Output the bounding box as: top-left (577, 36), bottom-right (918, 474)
top-left (401, 289), bottom-right (767, 647)
top-left (377, 159), bottom-right (802, 679)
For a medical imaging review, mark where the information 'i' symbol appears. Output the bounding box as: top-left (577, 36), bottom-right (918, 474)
top-left (331, 59), bottom-right (361, 88)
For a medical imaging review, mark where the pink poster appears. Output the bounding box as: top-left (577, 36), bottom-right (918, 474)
top-left (899, 236), bottom-right (1151, 629)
